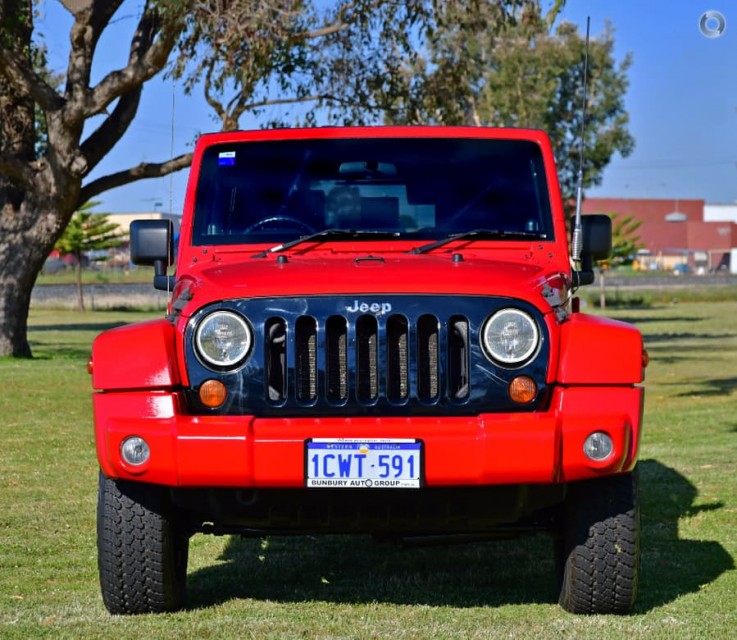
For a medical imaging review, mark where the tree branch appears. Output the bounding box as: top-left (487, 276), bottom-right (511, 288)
top-left (79, 86), bottom-right (143, 173)
top-left (84, 6), bottom-right (179, 118)
top-left (220, 93), bottom-right (327, 131)
top-left (303, 1), bottom-right (358, 39)
top-left (202, 60), bottom-right (227, 124)
top-left (241, 93), bottom-right (327, 112)
top-left (78, 152), bottom-right (193, 206)
top-left (63, 0), bottom-right (125, 112)
top-left (0, 45), bottom-right (64, 111)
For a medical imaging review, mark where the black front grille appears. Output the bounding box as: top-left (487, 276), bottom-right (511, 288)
top-left (264, 312), bottom-right (470, 408)
top-left (185, 296), bottom-right (549, 417)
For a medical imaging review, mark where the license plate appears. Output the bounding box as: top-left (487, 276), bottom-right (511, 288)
top-left (306, 439), bottom-right (422, 488)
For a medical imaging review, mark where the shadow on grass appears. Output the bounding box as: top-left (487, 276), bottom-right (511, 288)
top-left (27, 322), bottom-right (129, 360)
top-left (30, 322), bottom-right (128, 332)
top-left (675, 376), bottom-right (737, 397)
top-left (185, 459), bottom-right (733, 613)
top-left (609, 315), bottom-right (705, 326)
top-left (643, 332), bottom-right (736, 345)
top-left (27, 342), bottom-right (93, 360)
top-left (644, 342), bottom-right (733, 361)
top-left (636, 460), bottom-right (733, 611)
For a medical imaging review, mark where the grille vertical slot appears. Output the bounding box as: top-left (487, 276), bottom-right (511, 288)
top-left (386, 315), bottom-right (409, 402)
top-left (264, 317), bottom-right (287, 402)
top-left (295, 316), bottom-right (317, 402)
top-left (326, 315), bottom-right (348, 403)
top-left (356, 315), bottom-right (379, 402)
top-left (417, 314), bottom-right (440, 402)
top-left (448, 316), bottom-right (470, 400)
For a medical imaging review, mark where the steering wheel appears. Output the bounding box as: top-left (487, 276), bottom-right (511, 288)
top-left (244, 216), bottom-right (317, 234)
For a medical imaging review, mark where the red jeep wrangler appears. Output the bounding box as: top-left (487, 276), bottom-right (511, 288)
top-left (90, 126), bottom-right (645, 615)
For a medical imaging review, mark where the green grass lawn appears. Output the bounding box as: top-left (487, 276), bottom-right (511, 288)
top-left (1, 304), bottom-right (736, 639)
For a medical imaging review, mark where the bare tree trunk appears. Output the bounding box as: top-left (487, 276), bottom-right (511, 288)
top-left (0, 173), bottom-right (78, 352)
top-left (0, 0), bottom-right (36, 356)
top-left (0, 203), bottom-right (62, 356)
top-left (75, 252), bottom-right (86, 312)
top-left (0, 266), bottom-right (39, 357)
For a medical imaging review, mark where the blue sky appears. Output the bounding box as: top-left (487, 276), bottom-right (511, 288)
top-left (558, 1), bottom-right (737, 205)
top-left (37, 1), bottom-right (737, 213)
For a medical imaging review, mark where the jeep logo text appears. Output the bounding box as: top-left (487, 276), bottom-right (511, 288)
top-left (346, 300), bottom-right (392, 314)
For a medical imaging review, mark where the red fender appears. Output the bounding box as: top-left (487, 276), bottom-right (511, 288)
top-left (557, 313), bottom-right (644, 384)
top-left (91, 318), bottom-right (181, 391)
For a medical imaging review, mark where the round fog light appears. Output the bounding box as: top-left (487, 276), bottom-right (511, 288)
top-left (583, 431), bottom-right (614, 462)
top-left (121, 436), bottom-right (150, 466)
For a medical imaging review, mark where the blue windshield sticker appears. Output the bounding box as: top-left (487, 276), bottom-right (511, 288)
top-left (218, 151), bottom-right (236, 166)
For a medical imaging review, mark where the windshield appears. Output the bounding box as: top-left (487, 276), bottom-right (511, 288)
top-left (192, 137), bottom-right (554, 246)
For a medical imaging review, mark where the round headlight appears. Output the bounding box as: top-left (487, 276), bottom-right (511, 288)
top-left (482, 308), bottom-right (539, 365)
top-left (195, 310), bottom-right (252, 368)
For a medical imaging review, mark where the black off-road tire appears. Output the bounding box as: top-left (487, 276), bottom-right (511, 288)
top-left (97, 472), bottom-right (189, 614)
top-left (556, 468), bottom-right (640, 614)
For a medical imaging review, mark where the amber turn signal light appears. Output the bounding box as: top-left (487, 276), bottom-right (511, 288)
top-left (509, 376), bottom-right (537, 404)
top-left (199, 379), bottom-right (227, 408)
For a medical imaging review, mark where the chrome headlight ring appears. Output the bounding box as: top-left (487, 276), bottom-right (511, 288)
top-left (481, 308), bottom-right (540, 366)
top-left (194, 310), bottom-right (253, 369)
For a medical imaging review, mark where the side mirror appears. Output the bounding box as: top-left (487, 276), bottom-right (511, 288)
top-left (573, 214), bottom-right (612, 287)
top-left (581, 214), bottom-right (612, 261)
top-left (130, 219), bottom-right (174, 291)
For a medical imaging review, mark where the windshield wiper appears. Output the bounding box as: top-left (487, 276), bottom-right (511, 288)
top-left (409, 229), bottom-right (541, 255)
top-left (252, 229), bottom-right (400, 259)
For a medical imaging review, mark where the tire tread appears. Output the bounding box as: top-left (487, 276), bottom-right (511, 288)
top-left (558, 469), bottom-right (640, 614)
top-left (97, 472), bottom-right (188, 614)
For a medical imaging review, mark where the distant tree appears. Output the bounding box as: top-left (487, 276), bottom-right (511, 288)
top-left (381, 1), bottom-right (634, 211)
top-left (609, 212), bottom-right (643, 267)
top-left (53, 202), bottom-right (125, 312)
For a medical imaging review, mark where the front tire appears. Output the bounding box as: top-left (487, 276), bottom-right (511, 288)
top-left (556, 469), bottom-right (640, 614)
top-left (97, 472), bottom-right (189, 614)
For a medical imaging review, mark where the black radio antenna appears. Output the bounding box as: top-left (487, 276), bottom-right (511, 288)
top-left (570, 16), bottom-right (591, 271)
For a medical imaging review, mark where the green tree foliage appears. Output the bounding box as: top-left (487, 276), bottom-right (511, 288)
top-left (609, 212), bottom-right (643, 267)
top-left (53, 201), bottom-right (125, 311)
top-left (382, 1), bottom-right (634, 209)
top-left (167, 0), bottom-right (430, 131)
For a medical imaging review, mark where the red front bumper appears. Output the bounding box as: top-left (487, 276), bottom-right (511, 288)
top-left (94, 386), bottom-right (643, 487)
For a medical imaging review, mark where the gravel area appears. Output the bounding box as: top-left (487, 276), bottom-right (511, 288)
top-left (31, 283), bottom-right (170, 310)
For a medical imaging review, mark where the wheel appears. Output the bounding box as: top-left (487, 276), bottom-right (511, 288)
top-left (244, 215), bottom-right (316, 234)
top-left (97, 472), bottom-right (189, 614)
top-left (556, 468), bottom-right (640, 614)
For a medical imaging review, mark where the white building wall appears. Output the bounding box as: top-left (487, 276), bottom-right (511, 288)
top-left (704, 204), bottom-right (737, 223)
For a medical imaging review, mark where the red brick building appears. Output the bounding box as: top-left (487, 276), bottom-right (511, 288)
top-left (581, 198), bottom-right (737, 272)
